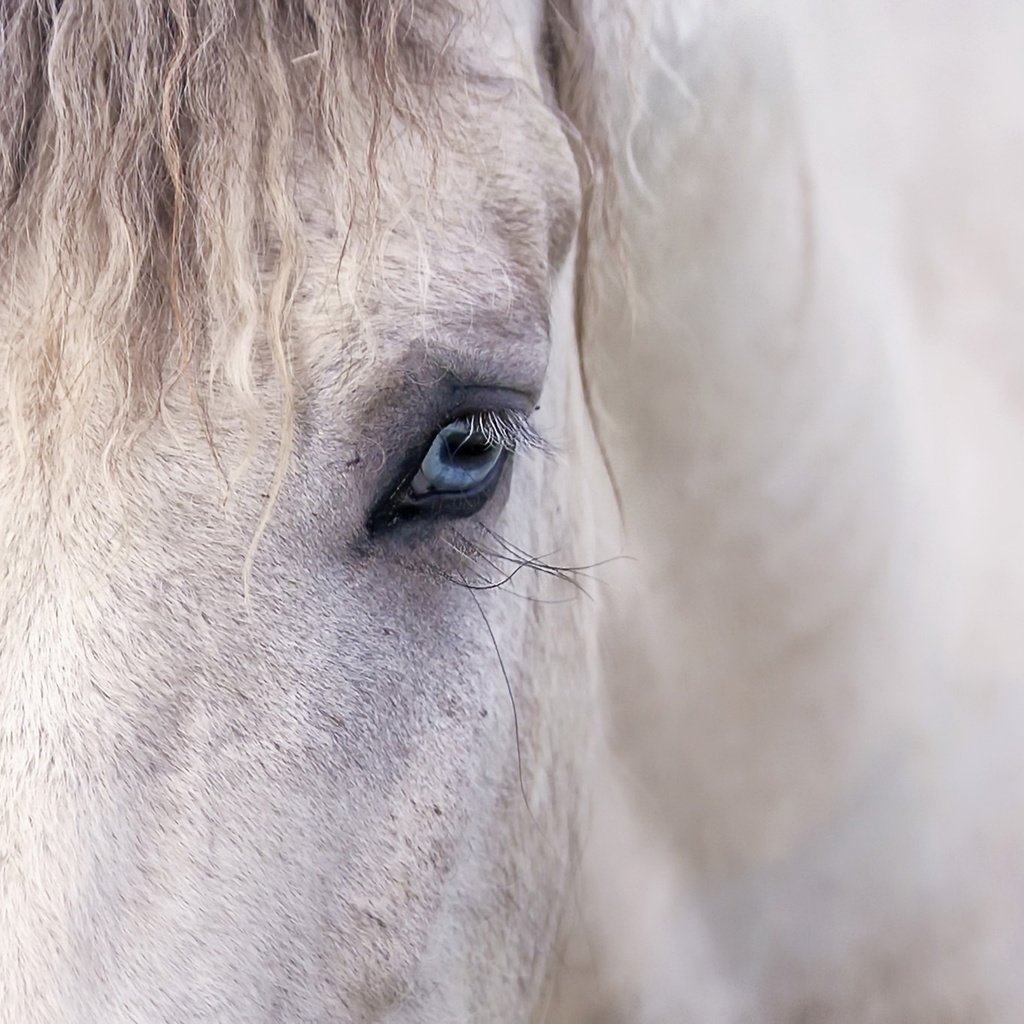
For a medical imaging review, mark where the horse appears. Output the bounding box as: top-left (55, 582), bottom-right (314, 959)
top-left (2, 1), bottom-right (1024, 1022)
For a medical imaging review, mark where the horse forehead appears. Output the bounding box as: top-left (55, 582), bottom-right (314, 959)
top-left (296, 98), bottom-right (580, 395)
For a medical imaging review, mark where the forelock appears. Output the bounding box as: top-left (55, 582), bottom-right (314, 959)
top-left (0, 0), bottom-right (620, 459)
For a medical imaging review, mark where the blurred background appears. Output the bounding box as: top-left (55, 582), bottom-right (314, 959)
top-left (565, 2), bottom-right (1024, 1020)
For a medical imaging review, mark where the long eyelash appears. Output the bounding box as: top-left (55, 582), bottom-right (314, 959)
top-left (465, 409), bottom-right (551, 455)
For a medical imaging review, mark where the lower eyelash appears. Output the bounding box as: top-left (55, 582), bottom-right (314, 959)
top-left (465, 409), bottom-right (551, 456)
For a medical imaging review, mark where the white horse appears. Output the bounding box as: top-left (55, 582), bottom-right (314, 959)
top-left (2, 1), bottom-right (1023, 1022)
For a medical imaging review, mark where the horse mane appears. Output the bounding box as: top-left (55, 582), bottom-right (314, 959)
top-left (0, 0), bottom-right (623, 469)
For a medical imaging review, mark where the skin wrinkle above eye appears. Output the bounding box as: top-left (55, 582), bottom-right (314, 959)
top-left (304, 313), bottom-right (549, 450)
top-left (401, 313), bottom-right (553, 399)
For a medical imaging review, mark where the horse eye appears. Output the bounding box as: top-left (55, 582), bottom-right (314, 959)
top-left (368, 415), bottom-right (513, 533)
top-left (409, 419), bottom-right (506, 498)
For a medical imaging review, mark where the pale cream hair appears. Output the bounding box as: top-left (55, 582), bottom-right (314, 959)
top-left (0, 0), bottom-right (631, 482)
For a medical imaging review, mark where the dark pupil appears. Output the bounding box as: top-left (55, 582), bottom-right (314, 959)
top-left (442, 428), bottom-right (495, 468)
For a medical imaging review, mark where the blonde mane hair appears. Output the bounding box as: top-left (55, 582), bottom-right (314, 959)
top-left (0, 0), bottom-right (622, 476)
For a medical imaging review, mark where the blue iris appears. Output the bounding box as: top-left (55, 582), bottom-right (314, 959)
top-left (410, 419), bottom-right (504, 496)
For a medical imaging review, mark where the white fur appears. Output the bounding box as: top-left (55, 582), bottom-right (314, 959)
top-left (3, 2), bottom-right (1024, 1022)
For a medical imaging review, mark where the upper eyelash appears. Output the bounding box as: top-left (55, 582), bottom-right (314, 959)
top-left (462, 408), bottom-right (551, 456)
